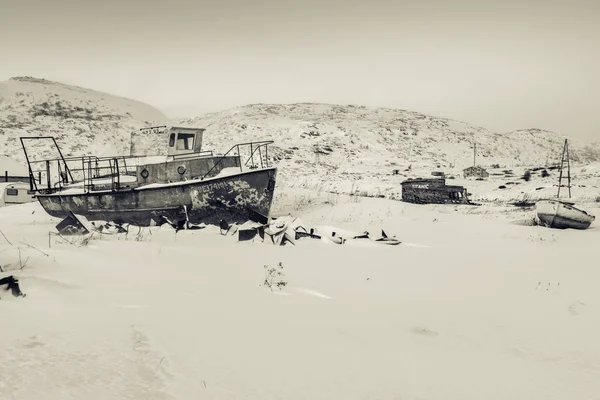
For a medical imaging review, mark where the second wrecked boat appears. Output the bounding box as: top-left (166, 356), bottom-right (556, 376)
top-left (20, 126), bottom-right (277, 226)
top-left (401, 178), bottom-right (472, 205)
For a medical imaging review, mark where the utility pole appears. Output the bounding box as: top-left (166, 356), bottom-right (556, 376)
top-left (473, 142), bottom-right (476, 167)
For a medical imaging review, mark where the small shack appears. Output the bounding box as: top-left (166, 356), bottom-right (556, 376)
top-left (463, 166), bottom-right (489, 179)
top-left (401, 178), bottom-right (471, 205)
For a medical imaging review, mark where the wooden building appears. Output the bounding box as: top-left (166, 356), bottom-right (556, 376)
top-left (463, 166), bottom-right (489, 179)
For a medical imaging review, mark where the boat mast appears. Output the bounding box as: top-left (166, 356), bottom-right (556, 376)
top-left (557, 139), bottom-right (571, 199)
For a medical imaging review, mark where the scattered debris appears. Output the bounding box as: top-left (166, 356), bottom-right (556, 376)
top-left (53, 211), bottom-right (401, 247)
top-left (510, 194), bottom-right (536, 208)
top-left (238, 221), bottom-right (266, 242)
top-left (55, 212), bottom-right (92, 235)
top-left (92, 221), bottom-right (128, 234)
top-left (0, 275), bottom-right (26, 298)
top-left (369, 229), bottom-right (402, 245)
top-left (158, 216), bottom-right (205, 232)
top-left (220, 214), bottom-right (401, 246)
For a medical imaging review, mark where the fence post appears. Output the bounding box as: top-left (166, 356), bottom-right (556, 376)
top-left (114, 158), bottom-right (120, 191)
top-left (46, 160), bottom-right (51, 190)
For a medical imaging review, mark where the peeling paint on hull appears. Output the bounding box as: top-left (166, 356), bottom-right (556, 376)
top-left (37, 168), bottom-right (277, 226)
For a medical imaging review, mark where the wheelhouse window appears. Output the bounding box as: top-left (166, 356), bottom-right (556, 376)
top-left (169, 133), bottom-right (176, 147)
top-left (176, 133), bottom-right (195, 151)
top-left (6, 189), bottom-right (18, 196)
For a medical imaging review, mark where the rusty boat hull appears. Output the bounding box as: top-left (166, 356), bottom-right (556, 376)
top-left (36, 168), bottom-right (277, 226)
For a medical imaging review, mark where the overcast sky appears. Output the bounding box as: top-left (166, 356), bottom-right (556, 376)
top-left (1, 0), bottom-right (598, 142)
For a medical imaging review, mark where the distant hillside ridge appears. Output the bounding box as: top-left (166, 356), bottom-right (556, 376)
top-left (0, 76), bottom-right (170, 162)
top-left (176, 103), bottom-right (600, 189)
top-left (2, 78), bottom-right (599, 188)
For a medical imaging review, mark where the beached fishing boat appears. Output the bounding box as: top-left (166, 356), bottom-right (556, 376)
top-left (20, 126), bottom-right (277, 226)
top-left (535, 139), bottom-right (595, 230)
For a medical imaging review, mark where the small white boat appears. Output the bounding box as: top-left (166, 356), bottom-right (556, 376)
top-left (535, 139), bottom-right (595, 230)
top-left (536, 199), bottom-right (595, 230)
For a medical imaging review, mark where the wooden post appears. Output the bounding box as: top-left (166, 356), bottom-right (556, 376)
top-left (115, 158), bottom-right (120, 191)
top-left (46, 160), bottom-right (51, 190)
top-left (557, 141), bottom-right (564, 198)
top-left (265, 144), bottom-right (269, 168)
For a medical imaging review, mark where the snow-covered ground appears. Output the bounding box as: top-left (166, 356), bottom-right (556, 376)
top-left (1, 187), bottom-right (599, 400)
top-left (2, 77), bottom-right (600, 399)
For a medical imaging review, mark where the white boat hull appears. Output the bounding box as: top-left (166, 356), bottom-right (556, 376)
top-left (536, 200), bottom-right (595, 230)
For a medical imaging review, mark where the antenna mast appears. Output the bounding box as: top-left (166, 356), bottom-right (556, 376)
top-left (556, 139), bottom-right (571, 199)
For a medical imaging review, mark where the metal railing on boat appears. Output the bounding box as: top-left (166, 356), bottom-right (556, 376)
top-left (20, 136), bottom-right (275, 194)
top-left (200, 141), bottom-right (273, 180)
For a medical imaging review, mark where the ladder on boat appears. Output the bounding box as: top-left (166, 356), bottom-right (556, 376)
top-left (243, 141), bottom-right (270, 170)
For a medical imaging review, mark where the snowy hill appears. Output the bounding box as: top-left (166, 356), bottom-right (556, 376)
top-left (177, 103), bottom-right (600, 195)
top-left (2, 78), bottom-right (598, 198)
top-left (0, 76), bottom-right (170, 163)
